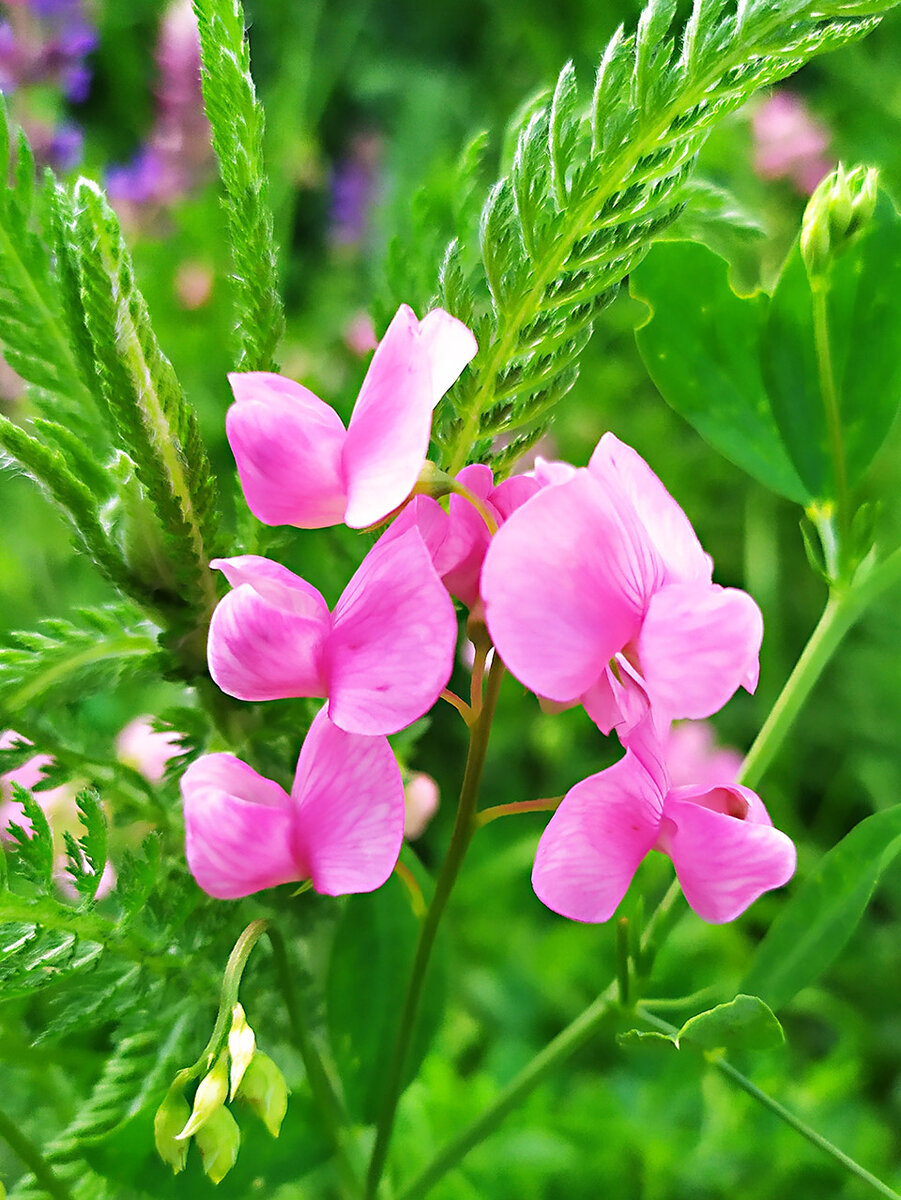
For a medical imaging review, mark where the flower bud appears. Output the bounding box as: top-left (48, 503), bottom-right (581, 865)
top-left (195, 1104), bottom-right (240, 1185)
top-left (153, 1085), bottom-right (191, 1174)
top-left (235, 1051), bottom-right (289, 1138)
top-left (177, 1053), bottom-right (229, 1140)
top-left (228, 1003), bottom-right (256, 1099)
top-left (801, 163), bottom-right (880, 279)
top-left (403, 773), bottom-right (440, 840)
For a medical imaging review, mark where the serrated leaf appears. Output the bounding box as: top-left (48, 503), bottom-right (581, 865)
top-left (7, 784), bottom-right (54, 889)
top-left (66, 789), bottom-right (108, 904)
top-left (115, 834), bottom-right (161, 921)
top-left (677, 994), bottom-right (785, 1053)
top-left (743, 805), bottom-right (901, 1011)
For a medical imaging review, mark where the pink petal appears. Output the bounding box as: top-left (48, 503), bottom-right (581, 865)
top-left (491, 473), bottom-right (541, 520)
top-left (637, 583), bottom-right (764, 721)
top-left (661, 788), bottom-right (796, 923)
top-left (532, 751), bottom-right (664, 922)
top-left (291, 706), bottom-right (404, 895)
top-left (482, 470), bottom-right (655, 702)
top-left (589, 433), bottom-right (712, 585)
top-left (207, 568), bottom-right (330, 702)
top-left (226, 373), bottom-right (348, 528)
top-left (181, 754), bottom-right (300, 899)
top-left (441, 465), bottom-right (495, 608)
top-left (342, 305), bottom-right (475, 529)
top-left (581, 657), bottom-right (651, 738)
top-left (327, 523), bottom-right (457, 734)
top-left (211, 555), bottom-right (331, 620)
top-left (417, 307), bottom-right (479, 405)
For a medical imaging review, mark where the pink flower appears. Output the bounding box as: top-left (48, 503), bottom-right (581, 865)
top-left (225, 304), bottom-right (477, 530)
top-left (482, 434), bottom-right (763, 734)
top-left (665, 721), bottom-right (743, 789)
top-left (116, 717), bottom-right (182, 784)
top-left (181, 706), bottom-right (404, 899)
top-left (752, 91), bottom-right (832, 196)
top-left (207, 521), bottom-right (457, 735)
top-left (389, 464), bottom-right (540, 609)
top-left (403, 772), bottom-right (440, 840)
top-left (532, 719), bottom-right (795, 924)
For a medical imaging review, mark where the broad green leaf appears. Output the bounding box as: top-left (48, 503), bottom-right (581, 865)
top-left (677, 994), bottom-right (784, 1053)
top-left (326, 873), bottom-right (446, 1124)
top-left (743, 805), bottom-right (901, 1011)
top-left (763, 193), bottom-right (901, 499)
top-left (632, 241), bottom-right (810, 503)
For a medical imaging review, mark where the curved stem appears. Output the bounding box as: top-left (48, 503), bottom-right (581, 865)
top-left (741, 543), bottom-right (901, 790)
top-left (475, 797), bottom-right (562, 827)
top-left (0, 1104), bottom-right (74, 1200)
top-left (364, 655), bottom-right (506, 1200)
top-left (811, 281), bottom-right (850, 550)
top-left (638, 1009), bottom-right (901, 1200)
top-left (394, 879), bottom-right (682, 1200)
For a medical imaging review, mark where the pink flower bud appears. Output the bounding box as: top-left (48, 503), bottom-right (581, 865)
top-left (403, 773), bottom-right (439, 840)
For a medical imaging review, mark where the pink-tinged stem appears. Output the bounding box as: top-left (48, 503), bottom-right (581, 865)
top-left (475, 796), bottom-right (563, 827)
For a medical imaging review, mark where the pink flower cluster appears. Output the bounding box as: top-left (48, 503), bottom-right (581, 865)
top-left (183, 303), bottom-right (795, 922)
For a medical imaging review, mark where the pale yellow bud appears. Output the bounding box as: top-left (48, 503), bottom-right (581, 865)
top-left (228, 1003), bottom-right (257, 1099)
top-left (177, 1054), bottom-right (229, 1140)
top-left (195, 1104), bottom-right (240, 1185)
top-left (153, 1086), bottom-right (191, 1174)
top-left (235, 1051), bottom-right (289, 1138)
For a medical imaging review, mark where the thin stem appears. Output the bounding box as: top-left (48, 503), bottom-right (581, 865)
top-left (440, 688), bottom-right (472, 724)
top-left (267, 926), bottom-right (359, 1196)
top-left (811, 281), bottom-right (850, 549)
top-left (475, 797), bottom-right (562, 827)
top-left (364, 655), bottom-right (506, 1200)
top-left (0, 1104), bottom-right (74, 1200)
top-left (395, 879), bottom-right (683, 1200)
top-left (741, 543), bottom-right (901, 790)
top-left (616, 919), bottom-right (631, 1006)
top-left (638, 1009), bottom-right (901, 1200)
top-left (469, 643), bottom-right (488, 714)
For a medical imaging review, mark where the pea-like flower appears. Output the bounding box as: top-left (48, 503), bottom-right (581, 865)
top-left (181, 706), bottom-right (404, 899)
top-left (482, 433), bottom-right (763, 734)
top-left (531, 718), bottom-right (795, 924)
top-left (225, 304), bottom-right (477, 530)
top-left (207, 522), bottom-right (457, 735)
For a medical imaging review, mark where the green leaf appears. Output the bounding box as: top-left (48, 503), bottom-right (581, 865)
top-left (63, 790), bottom-right (108, 904)
top-left (69, 179), bottom-right (221, 623)
top-left (115, 834), bottom-right (162, 922)
top-left (194, 0), bottom-right (284, 371)
top-left (6, 784), bottom-right (54, 889)
top-left (677, 994), bottom-right (785, 1053)
top-left (326, 874), bottom-right (446, 1123)
top-left (631, 241), bottom-right (810, 503)
top-left (743, 805), bottom-right (901, 1011)
top-left (617, 1028), bottom-right (676, 1050)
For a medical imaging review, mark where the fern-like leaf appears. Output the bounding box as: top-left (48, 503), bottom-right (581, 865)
top-left (193, 0), bottom-right (285, 371)
top-left (426, 0), bottom-right (896, 473)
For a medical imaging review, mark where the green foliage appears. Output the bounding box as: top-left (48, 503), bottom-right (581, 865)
top-left (630, 241), bottom-right (811, 503)
top-left (0, 607), bottom-right (160, 715)
top-left (676, 994), bottom-right (785, 1053)
top-left (6, 785), bottom-right (54, 890)
top-left (67, 179), bottom-right (222, 625)
top-left (193, 0), bottom-right (285, 372)
top-left (421, 0), bottom-right (895, 475)
top-left (62, 790), bottom-right (108, 904)
top-left (743, 805), bottom-right (901, 1011)
top-left (326, 873), bottom-right (446, 1123)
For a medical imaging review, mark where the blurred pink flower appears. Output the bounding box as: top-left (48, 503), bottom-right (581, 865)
top-left (225, 304), bottom-right (477, 530)
top-left (532, 718), bottom-right (795, 924)
top-left (181, 706), bottom-right (404, 899)
top-left (207, 520), bottom-right (457, 735)
top-left (403, 773), bottom-right (440, 840)
top-left (665, 721), bottom-right (743, 789)
top-left (116, 717), bottom-right (182, 784)
top-left (343, 311), bottom-right (378, 358)
top-left (752, 91), bottom-right (833, 196)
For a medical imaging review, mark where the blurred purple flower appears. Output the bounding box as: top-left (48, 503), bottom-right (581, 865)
top-left (752, 90), bottom-right (833, 196)
top-left (329, 130), bottom-right (382, 249)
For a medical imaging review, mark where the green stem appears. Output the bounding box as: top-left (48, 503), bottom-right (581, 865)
top-left (811, 281), bottom-right (850, 549)
top-left (267, 926), bottom-right (359, 1197)
top-left (741, 543), bottom-right (901, 790)
top-left (0, 1104), bottom-right (74, 1200)
top-left (638, 1009), bottom-right (901, 1200)
top-left (394, 880), bottom-right (682, 1200)
top-left (475, 797), bottom-right (562, 827)
top-left (364, 655), bottom-right (506, 1200)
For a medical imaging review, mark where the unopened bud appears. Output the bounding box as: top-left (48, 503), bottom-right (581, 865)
top-left (235, 1051), bottom-right (289, 1138)
top-left (801, 163), bottom-right (880, 279)
top-left (154, 1086), bottom-right (191, 1174)
top-left (177, 1054), bottom-right (229, 1140)
top-left (228, 1003), bottom-right (256, 1099)
top-left (195, 1104), bottom-right (240, 1185)
top-left (403, 773), bottom-right (440, 840)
